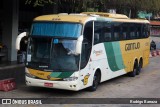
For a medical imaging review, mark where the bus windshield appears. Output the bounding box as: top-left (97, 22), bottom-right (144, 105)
top-left (27, 37), bottom-right (80, 72)
top-left (27, 22), bottom-right (82, 71)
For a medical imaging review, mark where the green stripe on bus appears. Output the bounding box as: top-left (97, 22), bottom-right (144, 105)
top-left (104, 42), bottom-right (119, 71)
top-left (50, 72), bottom-right (62, 78)
top-left (104, 42), bottom-right (124, 71)
top-left (112, 42), bottom-right (125, 70)
top-left (57, 72), bottom-right (74, 78)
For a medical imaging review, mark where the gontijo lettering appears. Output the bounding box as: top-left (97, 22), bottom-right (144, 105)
top-left (125, 42), bottom-right (140, 51)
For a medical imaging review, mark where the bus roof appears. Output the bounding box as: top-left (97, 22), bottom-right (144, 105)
top-left (34, 12), bottom-right (150, 24)
top-left (34, 14), bottom-right (91, 24)
top-left (81, 12), bottom-right (150, 24)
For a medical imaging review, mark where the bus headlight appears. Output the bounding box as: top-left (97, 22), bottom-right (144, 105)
top-left (26, 72), bottom-right (36, 78)
top-left (63, 77), bottom-right (78, 81)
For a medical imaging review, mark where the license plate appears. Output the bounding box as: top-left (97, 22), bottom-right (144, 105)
top-left (44, 83), bottom-right (53, 87)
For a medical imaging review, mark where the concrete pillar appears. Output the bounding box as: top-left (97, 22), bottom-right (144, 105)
top-left (2, 0), bottom-right (19, 61)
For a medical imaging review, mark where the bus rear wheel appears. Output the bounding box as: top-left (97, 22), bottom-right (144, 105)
top-left (136, 60), bottom-right (143, 75)
top-left (88, 71), bottom-right (101, 91)
top-left (128, 62), bottom-right (138, 77)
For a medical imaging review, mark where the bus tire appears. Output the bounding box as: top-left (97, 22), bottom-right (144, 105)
top-left (88, 71), bottom-right (101, 92)
top-left (137, 59), bottom-right (143, 75)
top-left (128, 62), bottom-right (138, 77)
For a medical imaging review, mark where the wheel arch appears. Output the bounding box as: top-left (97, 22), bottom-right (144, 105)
top-left (133, 58), bottom-right (138, 68)
top-left (139, 57), bottom-right (143, 67)
top-left (94, 68), bottom-right (101, 83)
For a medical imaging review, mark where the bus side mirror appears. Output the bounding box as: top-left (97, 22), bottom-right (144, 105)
top-left (76, 35), bottom-right (83, 54)
top-left (16, 32), bottom-right (28, 50)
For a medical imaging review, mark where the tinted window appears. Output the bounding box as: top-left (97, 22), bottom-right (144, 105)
top-left (136, 24), bottom-right (142, 38)
top-left (103, 22), bottom-right (112, 42)
top-left (129, 24), bottom-right (136, 39)
top-left (81, 21), bottom-right (93, 69)
top-left (144, 24), bottom-right (150, 38)
top-left (113, 23), bottom-right (122, 41)
top-left (94, 21), bottom-right (103, 44)
top-left (91, 22), bottom-right (150, 44)
top-left (83, 21), bottom-right (93, 43)
top-left (141, 24), bottom-right (150, 38)
top-left (122, 23), bottom-right (130, 40)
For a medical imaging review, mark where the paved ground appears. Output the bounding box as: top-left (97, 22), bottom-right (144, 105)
top-left (0, 56), bottom-right (160, 107)
top-left (0, 63), bottom-right (25, 84)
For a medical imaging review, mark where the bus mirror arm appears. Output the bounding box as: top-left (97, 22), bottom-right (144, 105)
top-left (16, 32), bottom-right (28, 50)
top-left (76, 35), bottom-right (83, 55)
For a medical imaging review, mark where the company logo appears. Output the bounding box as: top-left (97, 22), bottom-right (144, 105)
top-left (125, 42), bottom-right (140, 51)
top-left (82, 74), bottom-right (90, 85)
top-left (1, 99), bottom-right (42, 104)
top-left (2, 99), bottom-right (11, 104)
top-left (93, 50), bottom-right (103, 56)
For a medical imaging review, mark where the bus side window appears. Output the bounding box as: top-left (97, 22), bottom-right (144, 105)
top-left (94, 21), bottom-right (103, 44)
top-left (137, 24), bottom-right (142, 39)
top-left (141, 24), bottom-right (146, 38)
top-left (81, 21), bottom-right (93, 69)
top-left (134, 24), bottom-right (138, 39)
top-left (83, 21), bottom-right (93, 45)
top-left (130, 24), bottom-right (136, 39)
top-left (94, 33), bottom-right (100, 44)
top-left (123, 32), bottom-right (127, 40)
top-left (113, 23), bottom-right (121, 41)
top-left (103, 22), bottom-right (112, 42)
top-left (144, 24), bottom-right (150, 38)
top-left (122, 23), bottom-right (128, 40)
top-left (147, 24), bottom-right (150, 37)
top-left (114, 32), bottom-right (119, 40)
top-left (104, 33), bottom-right (111, 41)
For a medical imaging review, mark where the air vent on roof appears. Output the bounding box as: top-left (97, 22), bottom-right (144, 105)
top-left (89, 14), bottom-right (100, 17)
top-left (58, 13), bottom-right (68, 15)
top-left (69, 13), bottom-right (87, 16)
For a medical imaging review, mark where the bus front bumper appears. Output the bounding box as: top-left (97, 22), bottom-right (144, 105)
top-left (26, 76), bottom-right (80, 91)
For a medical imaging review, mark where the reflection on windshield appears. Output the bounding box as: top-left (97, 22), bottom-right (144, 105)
top-left (30, 38), bottom-right (51, 63)
top-left (27, 37), bottom-right (80, 71)
top-left (62, 40), bottom-right (77, 55)
top-left (51, 39), bottom-right (79, 71)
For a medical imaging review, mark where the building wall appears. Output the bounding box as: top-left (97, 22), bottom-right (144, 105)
top-left (151, 27), bottom-right (160, 36)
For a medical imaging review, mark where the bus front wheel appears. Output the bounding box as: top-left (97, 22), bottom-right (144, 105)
top-left (88, 71), bottom-right (101, 92)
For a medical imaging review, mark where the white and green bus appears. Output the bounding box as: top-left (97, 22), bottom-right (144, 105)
top-left (25, 12), bottom-right (150, 91)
